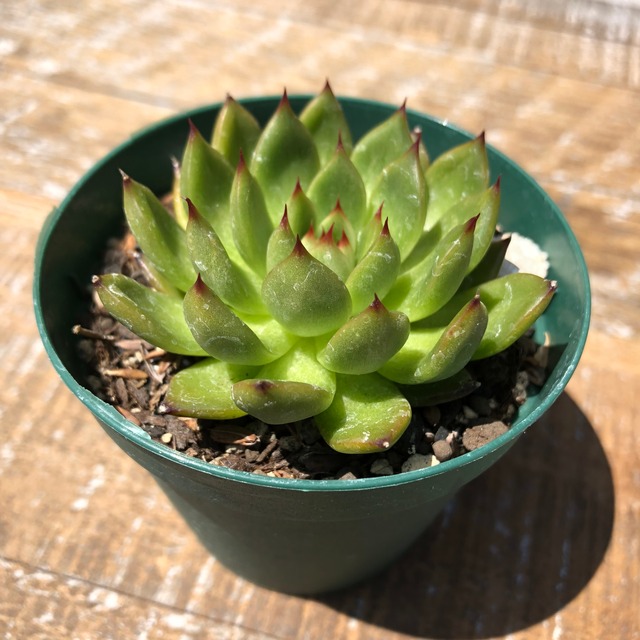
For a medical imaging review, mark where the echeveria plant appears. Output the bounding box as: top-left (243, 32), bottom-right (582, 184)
top-left (94, 83), bottom-right (556, 454)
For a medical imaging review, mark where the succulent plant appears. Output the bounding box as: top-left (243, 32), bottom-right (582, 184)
top-left (94, 83), bottom-right (556, 454)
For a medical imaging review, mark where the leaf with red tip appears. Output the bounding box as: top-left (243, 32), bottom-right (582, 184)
top-left (368, 140), bottom-right (428, 261)
top-left (318, 296), bottom-right (410, 374)
top-left (425, 133), bottom-right (489, 229)
top-left (351, 105), bottom-right (413, 191)
top-left (266, 207), bottom-right (296, 272)
top-left (418, 274), bottom-right (558, 359)
top-left (94, 274), bottom-right (205, 356)
top-left (261, 238), bottom-right (352, 336)
top-left (299, 82), bottom-right (353, 165)
top-left (180, 121), bottom-right (235, 250)
top-left (232, 340), bottom-right (336, 424)
top-left (212, 95), bottom-right (262, 168)
top-left (307, 140), bottom-right (367, 229)
top-left (185, 199), bottom-right (264, 314)
top-left (306, 226), bottom-right (352, 282)
top-left (229, 155), bottom-right (274, 275)
top-left (163, 359), bottom-right (258, 420)
top-left (346, 220), bottom-right (401, 313)
top-left (315, 373), bottom-right (411, 454)
top-left (379, 296), bottom-right (488, 384)
top-left (183, 277), bottom-right (289, 365)
top-left (286, 179), bottom-right (318, 235)
top-left (121, 174), bottom-right (196, 292)
top-left (251, 92), bottom-right (320, 219)
top-left (317, 200), bottom-right (356, 247)
top-left (385, 217), bottom-right (477, 321)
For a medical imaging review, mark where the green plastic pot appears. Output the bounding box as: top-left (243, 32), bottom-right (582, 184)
top-left (33, 96), bottom-right (590, 595)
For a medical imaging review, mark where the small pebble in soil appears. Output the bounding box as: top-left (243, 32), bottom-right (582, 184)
top-left (462, 421), bottom-right (509, 451)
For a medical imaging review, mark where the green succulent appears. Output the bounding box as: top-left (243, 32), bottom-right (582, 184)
top-left (94, 83), bottom-right (556, 454)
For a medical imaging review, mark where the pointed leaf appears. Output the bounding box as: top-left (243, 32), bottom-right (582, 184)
top-left (262, 238), bottom-right (352, 336)
top-left (229, 155), bottom-right (273, 275)
top-left (425, 133), bottom-right (489, 229)
top-left (121, 174), bottom-right (196, 292)
top-left (212, 95), bottom-right (262, 168)
top-left (266, 208), bottom-right (297, 272)
top-left (318, 296), bottom-right (410, 374)
top-left (471, 275), bottom-right (557, 359)
top-left (94, 274), bottom-right (205, 356)
top-left (307, 139), bottom-right (367, 228)
top-left (251, 92), bottom-right (321, 219)
top-left (232, 340), bottom-right (336, 424)
top-left (418, 274), bottom-right (558, 359)
top-left (180, 121), bottom-right (235, 249)
top-left (385, 216), bottom-right (477, 321)
top-left (346, 220), bottom-right (401, 313)
top-left (368, 140), bottom-right (428, 261)
top-left (286, 180), bottom-right (318, 236)
top-left (162, 359), bottom-right (258, 419)
top-left (350, 105), bottom-right (413, 191)
top-left (183, 277), bottom-right (280, 365)
top-left (306, 227), bottom-right (352, 282)
top-left (355, 203), bottom-right (383, 260)
top-left (318, 201), bottom-right (356, 248)
top-left (315, 373), bottom-right (411, 454)
top-left (437, 179), bottom-right (501, 271)
top-left (299, 81), bottom-right (353, 165)
top-left (186, 199), bottom-right (264, 314)
top-left (379, 296), bottom-right (488, 384)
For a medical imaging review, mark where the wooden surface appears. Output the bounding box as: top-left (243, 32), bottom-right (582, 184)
top-left (1, 0), bottom-right (639, 638)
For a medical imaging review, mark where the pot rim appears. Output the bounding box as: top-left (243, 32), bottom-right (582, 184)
top-left (33, 94), bottom-right (591, 493)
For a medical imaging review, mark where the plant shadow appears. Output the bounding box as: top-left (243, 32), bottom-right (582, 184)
top-left (318, 391), bottom-right (613, 638)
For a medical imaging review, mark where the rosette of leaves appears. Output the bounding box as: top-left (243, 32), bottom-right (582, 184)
top-left (95, 83), bottom-right (556, 454)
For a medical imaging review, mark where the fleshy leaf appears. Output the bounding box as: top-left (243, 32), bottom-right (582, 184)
top-left (121, 173), bottom-right (196, 292)
top-left (299, 81), bottom-right (353, 165)
top-left (346, 220), bottom-right (401, 314)
top-left (412, 127), bottom-right (430, 173)
top-left (350, 104), bottom-right (413, 191)
top-left (262, 238), bottom-right (352, 336)
top-left (471, 275), bottom-right (557, 359)
top-left (286, 179), bottom-right (317, 235)
top-left (315, 373), bottom-right (411, 454)
top-left (186, 199), bottom-right (264, 314)
top-left (318, 296), bottom-right (410, 374)
top-left (368, 140), bottom-right (428, 261)
top-left (318, 201), bottom-right (356, 247)
top-left (385, 216), bottom-right (477, 321)
top-left (435, 179), bottom-right (501, 271)
top-left (379, 296), bottom-right (488, 384)
top-left (419, 274), bottom-right (557, 359)
top-left (425, 133), bottom-right (489, 229)
top-left (266, 208), bottom-right (296, 273)
top-left (355, 203), bottom-right (383, 260)
top-left (183, 276), bottom-right (279, 365)
top-left (161, 359), bottom-right (257, 419)
top-left (229, 154), bottom-right (273, 275)
top-left (94, 274), bottom-right (205, 356)
top-left (212, 94), bottom-right (261, 168)
top-left (232, 340), bottom-right (336, 424)
top-left (306, 226), bottom-right (352, 282)
top-left (180, 122), bottom-right (235, 249)
top-left (307, 137), bottom-right (367, 229)
top-left (251, 91), bottom-right (321, 219)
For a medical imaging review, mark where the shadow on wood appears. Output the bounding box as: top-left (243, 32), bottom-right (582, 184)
top-left (319, 391), bottom-right (613, 638)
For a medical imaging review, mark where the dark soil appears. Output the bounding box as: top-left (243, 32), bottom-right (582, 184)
top-left (74, 231), bottom-right (551, 480)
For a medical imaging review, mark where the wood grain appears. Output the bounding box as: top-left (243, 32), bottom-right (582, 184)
top-left (1, 0), bottom-right (639, 638)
